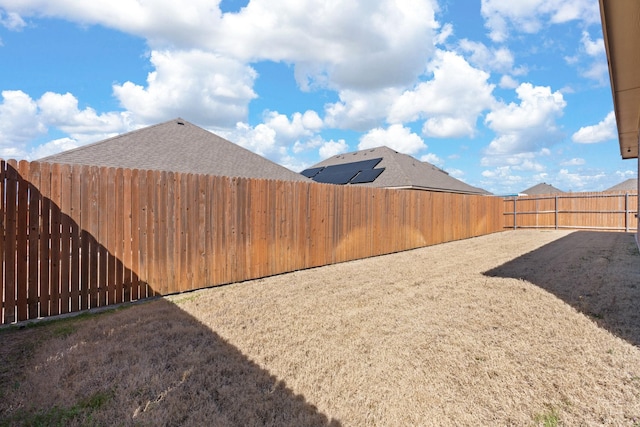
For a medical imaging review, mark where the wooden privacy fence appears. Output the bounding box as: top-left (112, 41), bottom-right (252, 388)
top-left (1, 159), bottom-right (504, 324)
top-left (503, 192), bottom-right (639, 232)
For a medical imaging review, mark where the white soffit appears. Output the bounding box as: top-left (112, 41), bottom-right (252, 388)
top-left (599, 0), bottom-right (640, 159)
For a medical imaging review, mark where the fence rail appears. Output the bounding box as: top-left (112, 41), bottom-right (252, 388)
top-left (503, 192), bottom-right (639, 232)
top-left (1, 159), bottom-right (504, 324)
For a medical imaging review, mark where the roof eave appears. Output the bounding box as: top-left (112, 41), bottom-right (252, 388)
top-left (599, 0), bottom-right (640, 159)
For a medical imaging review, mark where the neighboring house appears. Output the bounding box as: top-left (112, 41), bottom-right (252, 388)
top-left (520, 183), bottom-right (564, 196)
top-left (301, 146), bottom-right (490, 195)
top-left (604, 178), bottom-right (638, 192)
top-left (39, 118), bottom-right (310, 182)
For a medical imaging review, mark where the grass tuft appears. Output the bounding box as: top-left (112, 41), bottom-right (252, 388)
top-left (0, 390), bottom-right (113, 427)
top-left (533, 406), bottom-right (560, 427)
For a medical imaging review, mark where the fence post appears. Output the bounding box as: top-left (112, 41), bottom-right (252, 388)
top-left (625, 192), bottom-right (629, 233)
top-left (555, 195), bottom-right (559, 230)
top-left (513, 197), bottom-right (517, 230)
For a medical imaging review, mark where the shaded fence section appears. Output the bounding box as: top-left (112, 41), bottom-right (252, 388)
top-left (503, 192), bottom-right (639, 232)
top-left (1, 159), bottom-right (504, 324)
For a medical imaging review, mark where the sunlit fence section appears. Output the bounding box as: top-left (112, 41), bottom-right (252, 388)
top-left (503, 192), bottom-right (638, 232)
top-left (1, 159), bottom-right (504, 324)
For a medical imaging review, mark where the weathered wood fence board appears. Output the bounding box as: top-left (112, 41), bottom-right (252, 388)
top-left (1, 159), bottom-right (504, 324)
top-left (504, 192), bottom-right (639, 232)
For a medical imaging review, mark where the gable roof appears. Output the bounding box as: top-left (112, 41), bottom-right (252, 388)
top-left (521, 183), bottom-right (565, 195)
top-left (304, 146), bottom-right (490, 195)
top-left (604, 178), bottom-right (638, 192)
top-left (39, 118), bottom-right (310, 182)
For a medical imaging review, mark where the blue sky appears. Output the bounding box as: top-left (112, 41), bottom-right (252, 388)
top-left (0, 0), bottom-right (636, 194)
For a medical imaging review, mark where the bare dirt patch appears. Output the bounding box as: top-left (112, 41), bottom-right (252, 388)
top-left (1, 230), bottom-right (639, 426)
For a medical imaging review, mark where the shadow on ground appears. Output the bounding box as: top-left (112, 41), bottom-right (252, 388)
top-left (485, 231), bottom-right (640, 347)
top-left (0, 298), bottom-right (341, 426)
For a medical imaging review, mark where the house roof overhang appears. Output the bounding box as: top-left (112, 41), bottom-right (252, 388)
top-left (599, 0), bottom-right (640, 159)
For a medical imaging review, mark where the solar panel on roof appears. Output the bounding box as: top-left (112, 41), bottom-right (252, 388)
top-left (300, 167), bottom-right (325, 178)
top-left (321, 158), bottom-right (382, 175)
top-left (307, 157), bottom-right (383, 185)
top-left (350, 168), bottom-right (385, 184)
top-left (313, 170), bottom-right (360, 184)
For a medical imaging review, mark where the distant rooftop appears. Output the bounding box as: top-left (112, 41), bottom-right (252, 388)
top-left (303, 146), bottom-right (490, 195)
top-left (604, 178), bottom-right (637, 192)
top-left (521, 183), bottom-right (565, 195)
top-left (39, 118), bottom-right (310, 182)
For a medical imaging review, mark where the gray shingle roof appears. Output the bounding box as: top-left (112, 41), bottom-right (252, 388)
top-left (309, 146), bottom-right (490, 195)
top-left (520, 183), bottom-right (564, 195)
top-left (38, 118), bottom-right (310, 182)
top-left (604, 178), bottom-right (637, 192)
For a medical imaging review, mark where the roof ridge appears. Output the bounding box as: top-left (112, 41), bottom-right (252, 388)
top-left (38, 117), bottom-right (188, 162)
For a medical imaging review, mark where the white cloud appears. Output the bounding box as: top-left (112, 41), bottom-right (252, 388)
top-left (0, 0), bottom-right (224, 48)
top-left (575, 31), bottom-right (608, 84)
top-left (446, 168), bottom-right (464, 179)
top-left (571, 111), bottom-right (616, 144)
top-left (358, 124), bottom-right (426, 155)
top-left (324, 88), bottom-right (401, 131)
top-left (319, 139), bottom-right (349, 159)
top-left (113, 49), bottom-right (257, 128)
top-left (219, 0), bottom-right (439, 90)
top-left (458, 39), bottom-right (514, 74)
top-left (560, 157), bottom-right (585, 166)
top-left (260, 110), bottom-right (323, 140)
top-left (615, 170), bottom-right (636, 179)
top-left (388, 50), bottom-right (495, 138)
top-left (581, 31), bottom-right (604, 57)
top-left (480, 165), bottom-right (525, 193)
top-left (0, 9), bottom-right (25, 30)
top-left (435, 22), bottom-right (453, 45)
top-left (27, 137), bottom-right (78, 160)
top-left (0, 89), bottom-right (136, 158)
top-left (3, 0), bottom-right (440, 92)
top-left (222, 109), bottom-right (326, 166)
top-left (0, 90), bottom-right (45, 145)
top-left (484, 82), bottom-right (566, 156)
top-left (481, 0), bottom-right (601, 42)
top-left (420, 152), bottom-right (444, 167)
top-left (37, 92), bottom-right (132, 142)
top-left (556, 168), bottom-right (606, 191)
top-left (499, 75), bottom-right (519, 89)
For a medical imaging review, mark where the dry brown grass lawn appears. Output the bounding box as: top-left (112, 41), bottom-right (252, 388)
top-left (1, 229), bottom-right (640, 426)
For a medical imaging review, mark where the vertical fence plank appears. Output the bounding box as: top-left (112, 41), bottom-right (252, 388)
top-left (114, 167), bottom-right (125, 303)
top-left (129, 169), bottom-right (140, 301)
top-left (70, 165), bottom-right (82, 313)
top-left (137, 170), bottom-right (148, 298)
top-left (188, 174), bottom-right (199, 290)
top-left (156, 171), bottom-right (173, 295)
top-left (38, 163), bottom-right (51, 318)
top-left (4, 161), bottom-right (17, 324)
top-left (146, 170), bottom-right (157, 296)
top-left (204, 174), bottom-right (215, 286)
top-left (27, 162), bottom-right (41, 319)
top-left (79, 165), bottom-right (90, 310)
top-left (164, 171), bottom-right (176, 294)
top-left (16, 161), bottom-right (30, 321)
top-left (88, 167), bottom-right (99, 308)
top-left (49, 163), bottom-right (62, 316)
top-left (59, 164), bottom-right (72, 314)
top-left (0, 161), bottom-right (5, 324)
top-left (196, 174), bottom-right (207, 288)
top-left (122, 168), bottom-right (133, 302)
top-left (103, 167), bottom-right (114, 305)
top-left (175, 172), bottom-right (186, 292)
